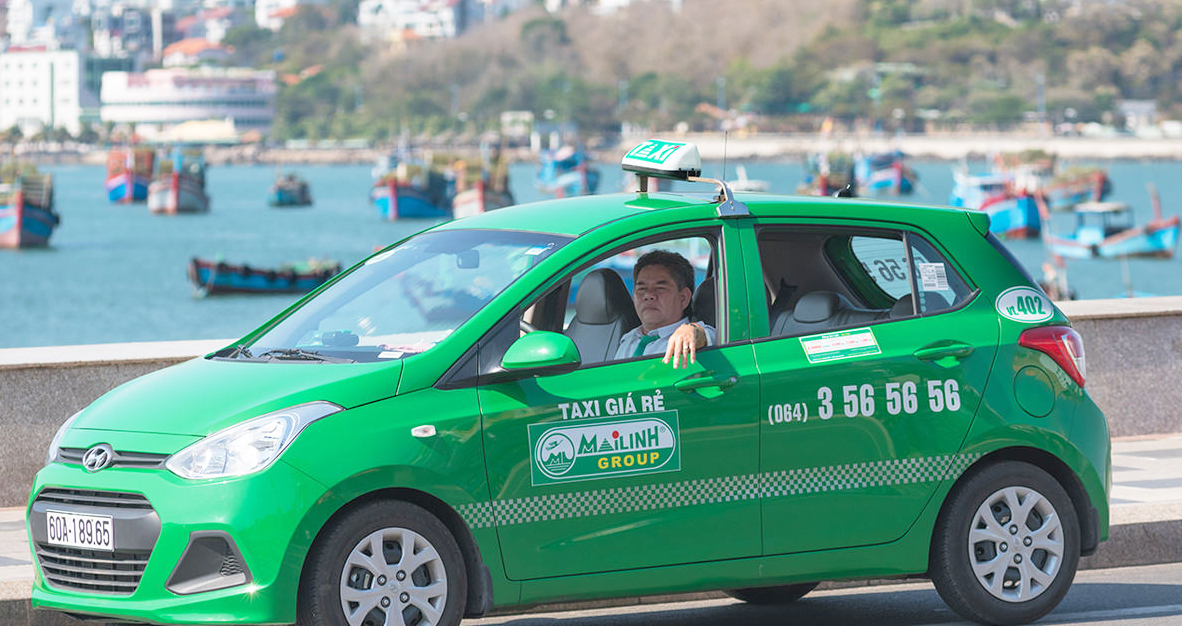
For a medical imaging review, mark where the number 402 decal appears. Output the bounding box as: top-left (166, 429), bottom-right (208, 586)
top-left (767, 379), bottom-right (961, 425)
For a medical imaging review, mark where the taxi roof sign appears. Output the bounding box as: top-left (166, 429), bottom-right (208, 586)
top-left (621, 139), bottom-right (702, 181)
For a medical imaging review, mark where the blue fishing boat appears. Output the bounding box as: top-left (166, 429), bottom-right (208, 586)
top-left (1040, 185), bottom-right (1180, 260)
top-left (949, 170), bottom-right (1040, 238)
top-left (268, 173), bottom-right (313, 207)
top-left (0, 166), bottom-right (58, 248)
top-left (370, 153), bottom-right (451, 220)
top-left (535, 146), bottom-right (600, 197)
top-left (188, 257), bottom-right (341, 296)
top-left (993, 152), bottom-right (1111, 212)
top-left (854, 150), bottom-right (917, 195)
top-left (105, 147), bottom-right (154, 203)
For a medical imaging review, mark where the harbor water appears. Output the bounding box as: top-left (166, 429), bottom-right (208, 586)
top-left (2, 157), bottom-right (1179, 349)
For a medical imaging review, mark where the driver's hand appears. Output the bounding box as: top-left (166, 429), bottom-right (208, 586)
top-left (663, 323), bottom-right (702, 369)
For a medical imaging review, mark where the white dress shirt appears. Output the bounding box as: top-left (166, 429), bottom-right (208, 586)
top-left (614, 317), bottom-right (718, 360)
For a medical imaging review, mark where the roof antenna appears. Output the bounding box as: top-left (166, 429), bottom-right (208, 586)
top-left (721, 131), bottom-right (729, 184)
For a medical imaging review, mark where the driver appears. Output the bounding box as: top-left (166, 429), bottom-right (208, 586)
top-left (614, 250), bottom-right (716, 368)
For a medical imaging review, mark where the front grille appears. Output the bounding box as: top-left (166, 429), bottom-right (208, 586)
top-left (32, 488), bottom-right (159, 595)
top-left (35, 489), bottom-right (153, 510)
top-left (58, 448), bottom-right (169, 470)
top-left (34, 544), bottom-right (150, 595)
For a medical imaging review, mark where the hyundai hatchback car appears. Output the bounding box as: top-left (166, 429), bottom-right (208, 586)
top-left (28, 140), bottom-right (1109, 626)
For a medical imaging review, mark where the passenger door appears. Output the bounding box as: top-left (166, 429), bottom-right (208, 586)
top-left (477, 225), bottom-right (763, 580)
top-left (749, 225), bottom-right (999, 555)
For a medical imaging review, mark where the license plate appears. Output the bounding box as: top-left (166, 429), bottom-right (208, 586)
top-left (46, 510), bottom-right (114, 551)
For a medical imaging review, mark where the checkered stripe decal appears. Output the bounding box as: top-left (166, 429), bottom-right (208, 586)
top-left (458, 453), bottom-right (982, 530)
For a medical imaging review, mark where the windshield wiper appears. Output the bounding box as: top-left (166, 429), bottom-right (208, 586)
top-left (255, 348), bottom-right (356, 363)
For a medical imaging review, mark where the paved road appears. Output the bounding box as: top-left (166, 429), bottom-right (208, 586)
top-left (471, 562), bottom-right (1182, 626)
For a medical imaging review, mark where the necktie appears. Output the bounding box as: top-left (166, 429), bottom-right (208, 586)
top-left (633, 334), bottom-right (657, 357)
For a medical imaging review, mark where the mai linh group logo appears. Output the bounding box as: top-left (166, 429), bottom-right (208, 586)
top-left (528, 413), bottom-right (681, 486)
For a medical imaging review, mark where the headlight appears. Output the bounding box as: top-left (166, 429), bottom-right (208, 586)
top-left (46, 410), bottom-right (83, 466)
top-left (165, 402), bottom-right (341, 480)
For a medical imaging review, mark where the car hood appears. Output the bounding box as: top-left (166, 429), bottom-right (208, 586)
top-left (71, 356), bottom-right (403, 437)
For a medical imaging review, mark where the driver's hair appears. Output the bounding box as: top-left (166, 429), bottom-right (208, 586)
top-left (633, 250), bottom-right (695, 318)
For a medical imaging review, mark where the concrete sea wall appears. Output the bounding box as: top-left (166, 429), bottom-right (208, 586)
top-left (1, 297), bottom-right (1181, 507)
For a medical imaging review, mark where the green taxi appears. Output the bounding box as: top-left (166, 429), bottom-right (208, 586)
top-left (27, 140), bottom-right (1109, 626)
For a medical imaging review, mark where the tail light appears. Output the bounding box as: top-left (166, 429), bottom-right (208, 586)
top-left (1019, 325), bottom-right (1086, 388)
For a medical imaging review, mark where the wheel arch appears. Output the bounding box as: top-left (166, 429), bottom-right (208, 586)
top-left (299, 486), bottom-right (495, 618)
top-left (935, 446), bottom-right (1099, 562)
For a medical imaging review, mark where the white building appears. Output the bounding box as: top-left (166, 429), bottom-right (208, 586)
top-left (357, 0), bottom-right (468, 40)
top-left (100, 67), bottom-right (276, 136)
top-left (4, 0), bottom-right (88, 48)
top-left (255, 0), bottom-right (327, 31)
top-left (0, 48), bottom-right (85, 135)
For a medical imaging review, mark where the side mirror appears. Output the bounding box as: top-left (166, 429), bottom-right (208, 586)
top-left (501, 331), bottom-right (581, 376)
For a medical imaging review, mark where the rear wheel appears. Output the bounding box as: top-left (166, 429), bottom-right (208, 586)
top-left (931, 461), bottom-right (1079, 625)
top-left (299, 500), bottom-right (467, 626)
top-left (724, 582), bottom-right (819, 605)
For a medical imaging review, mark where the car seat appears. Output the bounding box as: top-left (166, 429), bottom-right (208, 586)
top-left (565, 268), bottom-right (640, 364)
top-left (691, 276), bottom-right (716, 328)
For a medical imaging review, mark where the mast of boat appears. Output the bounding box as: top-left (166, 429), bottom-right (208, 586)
top-left (1148, 182), bottom-right (1163, 222)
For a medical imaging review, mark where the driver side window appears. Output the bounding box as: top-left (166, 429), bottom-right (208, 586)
top-left (515, 234), bottom-right (718, 369)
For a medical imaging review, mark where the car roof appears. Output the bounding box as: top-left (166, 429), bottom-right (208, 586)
top-left (434, 190), bottom-right (987, 237)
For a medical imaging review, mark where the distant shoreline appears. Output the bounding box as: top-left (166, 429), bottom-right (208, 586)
top-left (11, 132), bottom-right (1182, 166)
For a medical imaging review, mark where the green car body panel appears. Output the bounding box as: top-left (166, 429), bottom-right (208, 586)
top-left (27, 180), bottom-right (1110, 624)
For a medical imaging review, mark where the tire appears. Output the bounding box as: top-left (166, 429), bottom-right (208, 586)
top-left (930, 461), bottom-right (1080, 626)
top-left (298, 500), bottom-right (468, 626)
top-left (724, 582), bottom-right (819, 605)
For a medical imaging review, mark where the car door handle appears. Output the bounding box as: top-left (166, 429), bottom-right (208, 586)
top-left (914, 342), bottom-right (975, 362)
top-left (674, 374), bottom-right (739, 392)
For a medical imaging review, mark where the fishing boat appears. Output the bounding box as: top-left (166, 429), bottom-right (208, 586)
top-left (370, 153), bottom-right (451, 220)
top-left (948, 169), bottom-right (1040, 238)
top-left (994, 151), bottom-right (1111, 211)
top-left (0, 164), bottom-right (58, 248)
top-left (798, 152), bottom-right (856, 196)
top-left (105, 146), bottom-right (155, 203)
top-left (1039, 185), bottom-right (1180, 260)
top-left (452, 179), bottom-right (514, 219)
top-left (854, 150), bottom-right (917, 196)
top-left (726, 165), bottom-right (770, 192)
top-left (188, 257), bottom-right (341, 296)
top-left (148, 148), bottom-right (210, 215)
top-left (268, 173), bottom-right (313, 207)
top-left (535, 145), bottom-right (600, 198)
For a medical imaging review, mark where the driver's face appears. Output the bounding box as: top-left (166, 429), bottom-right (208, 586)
top-left (633, 264), bottom-right (691, 333)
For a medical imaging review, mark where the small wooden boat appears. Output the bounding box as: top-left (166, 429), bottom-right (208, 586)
top-left (726, 165), bottom-right (770, 193)
top-left (854, 151), bottom-right (917, 196)
top-left (0, 164), bottom-right (58, 248)
top-left (798, 152), bottom-right (856, 196)
top-left (149, 148), bottom-right (210, 215)
top-left (188, 257), bottom-right (341, 296)
top-left (1039, 185), bottom-right (1180, 260)
top-left (370, 154), bottom-right (451, 220)
top-left (949, 170), bottom-right (1040, 238)
top-left (268, 173), bottom-right (312, 207)
top-left (105, 147), bottom-right (154, 203)
top-left (451, 179), bottom-right (514, 219)
top-left (535, 146), bottom-right (600, 198)
top-left (994, 151), bottom-right (1110, 211)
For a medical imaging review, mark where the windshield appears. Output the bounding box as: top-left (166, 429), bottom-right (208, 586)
top-left (241, 229), bottom-right (570, 363)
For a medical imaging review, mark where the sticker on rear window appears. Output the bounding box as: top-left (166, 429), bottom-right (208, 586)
top-left (799, 328), bottom-right (882, 364)
top-left (995, 287), bottom-right (1053, 323)
top-left (918, 263), bottom-right (949, 291)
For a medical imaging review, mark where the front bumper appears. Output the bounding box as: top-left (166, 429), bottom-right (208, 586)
top-left (27, 459), bottom-right (328, 624)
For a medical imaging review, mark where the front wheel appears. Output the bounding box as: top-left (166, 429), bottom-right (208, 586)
top-left (931, 461), bottom-right (1080, 625)
top-left (299, 500), bottom-right (468, 626)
